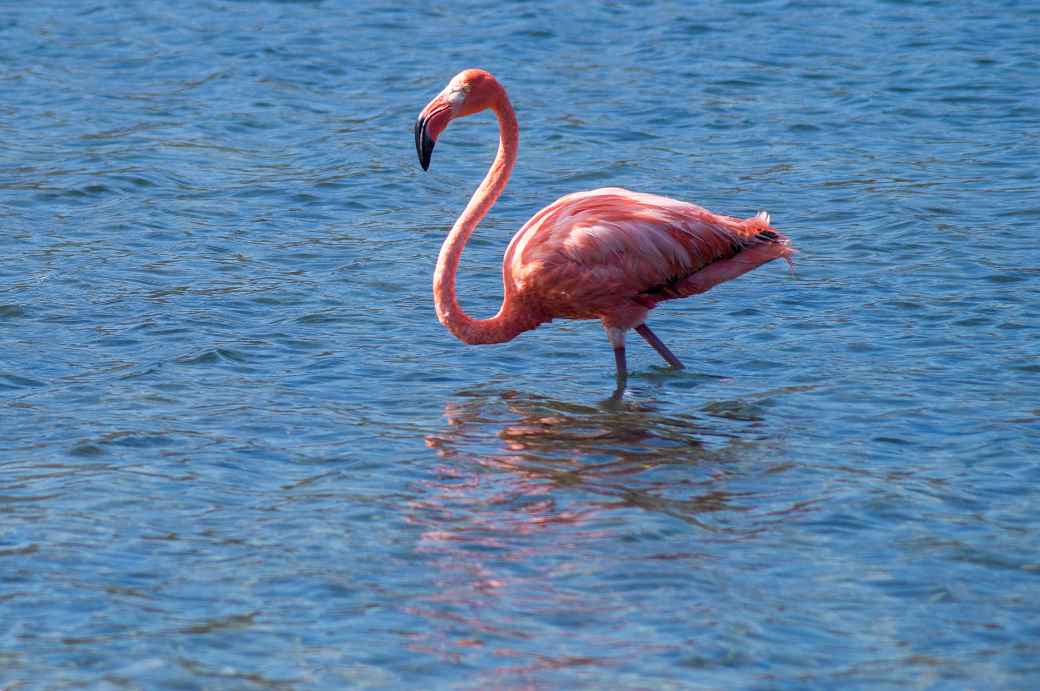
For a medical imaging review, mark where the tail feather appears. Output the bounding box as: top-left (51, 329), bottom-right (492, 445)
top-left (716, 209), bottom-right (776, 239)
top-left (743, 210), bottom-right (795, 271)
top-left (670, 212), bottom-right (796, 297)
top-left (638, 207), bottom-right (797, 305)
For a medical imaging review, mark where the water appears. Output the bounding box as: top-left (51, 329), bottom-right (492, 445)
top-left (2, 0), bottom-right (1039, 687)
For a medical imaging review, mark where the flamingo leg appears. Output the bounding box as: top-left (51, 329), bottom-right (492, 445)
top-left (614, 346), bottom-right (628, 388)
top-left (635, 324), bottom-right (685, 369)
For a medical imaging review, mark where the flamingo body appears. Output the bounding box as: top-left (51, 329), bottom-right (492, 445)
top-left (415, 69), bottom-right (794, 389)
top-left (504, 187), bottom-right (791, 329)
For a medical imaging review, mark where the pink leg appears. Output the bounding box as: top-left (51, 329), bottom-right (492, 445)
top-left (635, 324), bottom-right (685, 369)
top-left (614, 346), bottom-right (627, 388)
top-left (602, 324), bottom-right (630, 391)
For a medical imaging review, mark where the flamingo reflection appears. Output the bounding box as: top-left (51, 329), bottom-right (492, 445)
top-left (399, 387), bottom-right (779, 676)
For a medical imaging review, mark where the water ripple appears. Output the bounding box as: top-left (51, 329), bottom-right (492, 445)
top-left (2, 0), bottom-right (1039, 687)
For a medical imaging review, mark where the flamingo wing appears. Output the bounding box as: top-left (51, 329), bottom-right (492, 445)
top-left (504, 188), bottom-right (791, 319)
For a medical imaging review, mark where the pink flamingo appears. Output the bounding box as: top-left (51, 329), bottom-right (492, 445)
top-left (415, 69), bottom-right (794, 389)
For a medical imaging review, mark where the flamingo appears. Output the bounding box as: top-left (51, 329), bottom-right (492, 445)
top-left (415, 69), bottom-right (794, 390)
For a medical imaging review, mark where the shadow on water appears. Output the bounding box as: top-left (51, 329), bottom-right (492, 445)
top-left (399, 383), bottom-right (804, 674)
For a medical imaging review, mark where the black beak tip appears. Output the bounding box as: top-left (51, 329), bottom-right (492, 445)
top-left (414, 116), bottom-right (435, 171)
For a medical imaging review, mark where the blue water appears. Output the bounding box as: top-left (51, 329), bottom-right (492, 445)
top-left (3, 0), bottom-right (1039, 687)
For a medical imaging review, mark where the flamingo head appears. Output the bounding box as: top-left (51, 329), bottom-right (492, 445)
top-left (415, 69), bottom-right (502, 171)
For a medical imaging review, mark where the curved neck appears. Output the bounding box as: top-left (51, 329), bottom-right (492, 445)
top-left (433, 89), bottom-right (539, 345)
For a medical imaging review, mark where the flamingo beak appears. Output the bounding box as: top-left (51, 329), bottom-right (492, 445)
top-left (415, 98), bottom-right (453, 172)
top-left (414, 113), bottom-right (435, 171)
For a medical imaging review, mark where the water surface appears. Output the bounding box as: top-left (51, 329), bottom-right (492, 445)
top-left (2, 0), bottom-right (1039, 687)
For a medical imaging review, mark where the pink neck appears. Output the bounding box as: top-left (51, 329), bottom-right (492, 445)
top-left (432, 88), bottom-right (539, 345)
